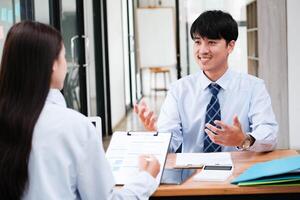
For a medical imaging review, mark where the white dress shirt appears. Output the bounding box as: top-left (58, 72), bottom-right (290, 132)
top-left (157, 69), bottom-right (278, 153)
top-left (23, 89), bottom-right (157, 200)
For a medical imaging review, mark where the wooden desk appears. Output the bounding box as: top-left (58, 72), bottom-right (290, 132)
top-left (151, 150), bottom-right (300, 199)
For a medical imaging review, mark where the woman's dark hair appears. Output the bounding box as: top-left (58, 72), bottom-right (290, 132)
top-left (0, 21), bottom-right (62, 199)
top-left (190, 10), bottom-right (238, 44)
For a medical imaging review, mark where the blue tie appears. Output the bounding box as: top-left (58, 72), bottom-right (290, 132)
top-left (203, 83), bottom-right (222, 152)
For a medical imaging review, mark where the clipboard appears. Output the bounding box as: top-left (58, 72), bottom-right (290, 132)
top-left (105, 131), bottom-right (172, 185)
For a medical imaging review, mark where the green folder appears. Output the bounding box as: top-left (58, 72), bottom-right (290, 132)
top-left (231, 155), bottom-right (300, 186)
top-left (237, 175), bottom-right (300, 186)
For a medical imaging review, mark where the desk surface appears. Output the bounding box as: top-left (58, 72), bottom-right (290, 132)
top-left (153, 150), bottom-right (300, 197)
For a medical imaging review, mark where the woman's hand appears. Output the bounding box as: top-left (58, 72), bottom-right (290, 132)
top-left (138, 155), bottom-right (160, 178)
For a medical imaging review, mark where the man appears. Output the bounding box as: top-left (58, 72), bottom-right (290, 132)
top-left (134, 10), bottom-right (277, 153)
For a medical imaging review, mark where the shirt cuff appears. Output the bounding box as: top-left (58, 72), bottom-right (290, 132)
top-left (245, 133), bottom-right (276, 152)
top-left (124, 171), bottom-right (159, 198)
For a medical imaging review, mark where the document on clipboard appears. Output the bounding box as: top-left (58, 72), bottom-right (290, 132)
top-left (105, 131), bottom-right (172, 185)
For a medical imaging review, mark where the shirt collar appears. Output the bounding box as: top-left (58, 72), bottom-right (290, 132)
top-left (199, 68), bottom-right (232, 91)
top-left (46, 89), bottom-right (67, 107)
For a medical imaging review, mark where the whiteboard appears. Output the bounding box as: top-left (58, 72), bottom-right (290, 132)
top-left (136, 8), bottom-right (176, 68)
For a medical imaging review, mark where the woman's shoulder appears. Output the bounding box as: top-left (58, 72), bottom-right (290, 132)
top-left (37, 103), bottom-right (96, 141)
top-left (46, 103), bottom-right (89, 123)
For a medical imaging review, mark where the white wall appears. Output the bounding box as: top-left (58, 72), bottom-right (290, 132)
top-left (107, 0), bottom-right (126, 128)
top-left (34, 0), bottom-right (50, 24)
top-left (121, 0), bottom-right (131, 107)
top-left (84, 0), bottom-right (97, 116)
top-left (287, 0), bottom-right (300, 149)
top-left (179, 0), bottom-right (188, 76)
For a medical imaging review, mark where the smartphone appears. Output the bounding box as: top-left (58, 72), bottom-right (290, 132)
top-left (160, 168), bottom-right (196, 185)
top-left (203, 165), bottom-right (232, 171)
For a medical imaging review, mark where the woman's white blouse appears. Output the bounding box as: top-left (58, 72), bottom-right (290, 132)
top-left (23, 89), bottom-right (157, 200)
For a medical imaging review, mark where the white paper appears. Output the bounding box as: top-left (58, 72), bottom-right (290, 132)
top-left (105, 131), bottom-right (171, 185)
top-left (193, 169), bottom-right (233, 181)
top-left (176, 152), bottom-right (233, 167)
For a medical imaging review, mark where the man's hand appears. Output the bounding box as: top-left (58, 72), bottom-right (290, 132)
top-left (134, 99), bottom-right (157, 131)
top-left (204, 115), bottom-right (246, 147)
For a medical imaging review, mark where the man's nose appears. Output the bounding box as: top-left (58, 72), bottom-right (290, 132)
top-left (199, 43), bottom-right (209, 54)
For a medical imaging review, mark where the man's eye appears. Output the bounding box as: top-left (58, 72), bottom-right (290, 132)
top-left (208, 41), bottom-right (216, 45)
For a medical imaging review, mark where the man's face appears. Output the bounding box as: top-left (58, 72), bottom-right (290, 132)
top-left (193, 36), bottom-right (235, 73)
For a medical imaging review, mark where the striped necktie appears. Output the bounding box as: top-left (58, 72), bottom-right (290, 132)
top-left (203, 83), bottom-right (222, 152)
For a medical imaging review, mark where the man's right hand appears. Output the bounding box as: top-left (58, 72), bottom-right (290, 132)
top-left (134, 99), bottom-right (157, 131)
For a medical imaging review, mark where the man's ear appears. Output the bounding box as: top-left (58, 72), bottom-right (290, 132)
top-left (227, 40), bottom-right (235, 54)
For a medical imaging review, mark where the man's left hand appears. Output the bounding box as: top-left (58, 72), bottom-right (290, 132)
top-left (204, 115), bottom-right (245, 147)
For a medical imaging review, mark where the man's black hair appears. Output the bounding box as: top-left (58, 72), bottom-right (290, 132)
top-left (190, 10), bottom-right (238, 44)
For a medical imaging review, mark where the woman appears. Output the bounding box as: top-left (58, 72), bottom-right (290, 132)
top-left (0, 21), bottom-right (160, 200)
